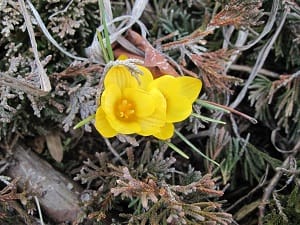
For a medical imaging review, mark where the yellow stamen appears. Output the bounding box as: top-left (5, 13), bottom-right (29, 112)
top-left (117, 99), bottom-right (135, 120)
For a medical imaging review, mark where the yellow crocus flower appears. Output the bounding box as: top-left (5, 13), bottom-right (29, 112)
top-left (94, 58), bottom-right (202, 140)
top-left (95, 64), bottom-right (166, 138)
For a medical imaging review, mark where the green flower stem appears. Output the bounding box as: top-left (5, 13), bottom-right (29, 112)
top-left (174, 130), bottom-right (220, 167)
top-left (98, 0), bottom-right (114, 62)
top-left (97, 30), bottom-right (110, 64)
top-left (73, 114), bottom-right (96, 129)
top-left (103, 18), bottom-right (114, 61)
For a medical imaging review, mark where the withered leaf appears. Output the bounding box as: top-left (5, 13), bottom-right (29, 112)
top-left (114, 29), bottom-right (179, 77)
top-left (45, 132), bottom-right (64, 162)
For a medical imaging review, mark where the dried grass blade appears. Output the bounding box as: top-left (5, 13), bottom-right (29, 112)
top-left (175, 130), bottom-right (220, 167)
top-left (19, 0), bottom-right (51, 92)
top-left (26, 0), bottom-right (87, 61)
top-left (230, 7), bottom-right (288, 108)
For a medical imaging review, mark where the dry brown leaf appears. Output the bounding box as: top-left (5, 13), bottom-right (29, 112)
top-left (114, 29), bottom-right (179, 78)
top-left (45, 132), bottom-right (64, 162)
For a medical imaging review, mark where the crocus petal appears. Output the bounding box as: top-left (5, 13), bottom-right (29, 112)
top-left (104, 65), bottom-right (138, 89)
top-left (137, 89), bottom-right (166, 135)
top-left (137, 117), bottom-right (165, 136)
top-left (137, 65), bottom-right (154, 90)
top-left (165, 95), bottom-right (192, 122)
top-left (124, 88), bottom-right (156, 118)
top-left (106, 115), bottom-right (141, 134)
top-left (177, 76), bottom-right (202, 102)
top-left (95, 107), bottom-right (117, 137)
top-left (149, 75), bottom-right (180, 94)
top-left (102, 85), bottom-right (142, 134)
top-left (153, 123), bottom-right (174, 140)
top-left (149, 75), bottom-right (192, 122)
top-left (117, 55), bottom-right (128, 60)
top-left (101, 84), bottom-right (122, 117)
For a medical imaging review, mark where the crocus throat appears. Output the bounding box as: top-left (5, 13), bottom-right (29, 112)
top-left (116, 99), bottom-right (135, 120)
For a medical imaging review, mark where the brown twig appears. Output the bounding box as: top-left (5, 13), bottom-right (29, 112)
top-left (51, 63), bottom-right (104, 79)
top-left (161, 29), bottom-right (212, 51)
top-left (201, 100), bottom-right (257, 124)
top-left (0, 73), bottom-right (48, 96)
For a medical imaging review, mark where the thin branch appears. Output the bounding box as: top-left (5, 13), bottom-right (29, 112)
top-left (275, 167), bottom-right (300, 175)
top-left (49, 0), bottom-right (74, 19)
top-left (277, 70), bottom-right (300, 88)
top-left (229, 64), bottom-right (280, 78)
top-left (0, 72), bottom-right (49, 96)
top-left (201, 100), bottom-right (257, 124)
top-left (104, 138), bottom-right (127, 166)
top-left (226, 166), bottom-right (269, 212)
top-left (258, 139), bottom-right (300, 225)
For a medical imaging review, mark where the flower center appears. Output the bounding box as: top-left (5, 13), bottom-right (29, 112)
top-left (117, 99), bottom-right (135, 120)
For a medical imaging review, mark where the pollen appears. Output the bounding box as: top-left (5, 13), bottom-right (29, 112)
top-left (117, 99), bottom-right (135, 119)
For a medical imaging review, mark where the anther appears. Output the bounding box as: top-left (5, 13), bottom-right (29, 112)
top-left (128, 109), bottom-right (135, 115)
top-left (119, 112), bottom-right (125, 118)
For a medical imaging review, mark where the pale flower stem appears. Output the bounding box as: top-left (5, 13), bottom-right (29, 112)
top-left (164, 142), bottom-right (189, 159)
top-left (230, 5), bottom-right (288, 109)
top-left (104, 138), bottom-right (127, 166)
top-left (34, 196), bottom-right (45, 225)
